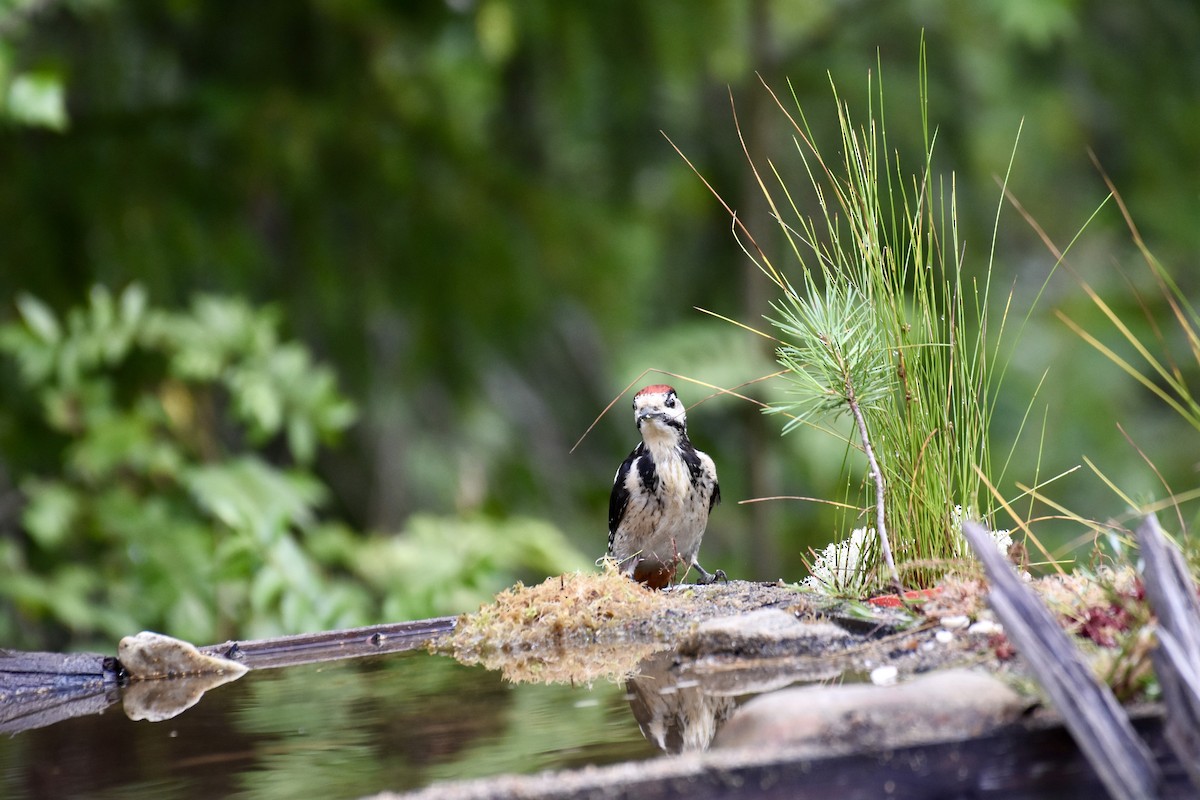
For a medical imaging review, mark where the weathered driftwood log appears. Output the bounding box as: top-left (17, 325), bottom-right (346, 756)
top-left (198, 615), bottom-right (458, 669)
top-left (962, 520), bottom-right (1162, 800)
top-left (0, 650), bottom-right (123, 735)
top-left (0, 615), bottom-right (458, 734)
top-left (1136, 514), bottom-right (1200, 791)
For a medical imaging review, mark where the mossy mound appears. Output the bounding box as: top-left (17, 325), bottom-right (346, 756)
top-left (439, 569), bottom-right (668, 684)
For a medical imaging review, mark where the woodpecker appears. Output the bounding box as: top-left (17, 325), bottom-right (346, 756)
top-left (607, 384), bottom-right (723, 589)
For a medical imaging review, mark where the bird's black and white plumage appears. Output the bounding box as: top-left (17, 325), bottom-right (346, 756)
top-left (607, 384), bottom-right (722, 589)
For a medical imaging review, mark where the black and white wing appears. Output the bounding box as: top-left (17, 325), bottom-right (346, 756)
top-left (681, 443), bottom-right (720, 514)
top-left (607, 446), bottom-right (637, 551)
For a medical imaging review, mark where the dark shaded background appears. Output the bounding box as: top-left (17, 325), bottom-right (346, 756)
top-left (3, 0), bottom-right (1198, 589)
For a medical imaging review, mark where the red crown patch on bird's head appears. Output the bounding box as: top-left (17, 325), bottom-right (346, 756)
top-left (632, 384), bottom-right (686, 436)
top-left (636, 384), bottom-right (676, 398)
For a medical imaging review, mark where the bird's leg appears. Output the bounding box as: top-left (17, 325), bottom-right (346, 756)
top-left (618, 553), bottom-right (641, 578)
top-left (691, 560), bottom-right (727, 585)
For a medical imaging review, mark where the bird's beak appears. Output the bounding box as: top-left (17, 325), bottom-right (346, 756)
top-left (637, 409), bottom-right (664, 424)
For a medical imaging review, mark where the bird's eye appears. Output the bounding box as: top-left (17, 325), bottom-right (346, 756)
top-left (665, 395), bottom-right (677, 408)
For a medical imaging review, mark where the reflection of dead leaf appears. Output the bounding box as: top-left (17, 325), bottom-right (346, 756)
top-left (118, 631), bottom-right (248, 723)
top-left (122, 669), bottom-right (245, 722)
top-left (119, 631), bottom-right (248, 679)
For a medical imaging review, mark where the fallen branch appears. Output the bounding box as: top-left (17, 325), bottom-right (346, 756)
top-left (199, 615), bottom-right (457, 670)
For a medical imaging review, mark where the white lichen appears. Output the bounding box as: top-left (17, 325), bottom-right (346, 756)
top-left (803, 506), bottom-right (1014, 594)
top-left (950, 505), bottom-right (1012, 558)
top-left (803, 526), bottom-right (875, 594)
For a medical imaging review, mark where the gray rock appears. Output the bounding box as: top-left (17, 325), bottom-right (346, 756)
top-left (679, 608), bottom-right (851, 658)
top-left (118, 631), bottom-right (248, 680)
top-left (714, 668), bottom-right (1028, 756)
top-left (118, 631), bottom-right (249, 723)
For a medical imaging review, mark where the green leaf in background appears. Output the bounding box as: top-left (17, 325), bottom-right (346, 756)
top-left (357, 514), bottom-right (592, 621)
top-left (5, 70), bottom-right (66, 131)
top-left (185, 457), bottom-right (324, 543)
top-left (15, 292), bottom-right (60, 343)
top-left (21, 480), bottom-right (79, 549)
top-left (0, 287), bottom-right (399, 646)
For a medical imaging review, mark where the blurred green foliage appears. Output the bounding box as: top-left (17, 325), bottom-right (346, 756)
top-left (0, 1), bottom-right (68, 130)
top-left (0, 1), bottom-right (1198, 646)
top-left (0, 285), bottom-right (588, 647)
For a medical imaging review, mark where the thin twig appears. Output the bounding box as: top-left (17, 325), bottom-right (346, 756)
top-left (845, 381), bottom-right (902, 594)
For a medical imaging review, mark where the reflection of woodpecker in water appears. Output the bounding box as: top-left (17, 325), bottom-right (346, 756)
top-left (607, 385), bottom-right (724, 589)
top-left (624, 650), bottom-right (737, 754)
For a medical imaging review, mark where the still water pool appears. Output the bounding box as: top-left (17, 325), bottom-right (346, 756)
top-left (0, 650), bottom-right (658, 799)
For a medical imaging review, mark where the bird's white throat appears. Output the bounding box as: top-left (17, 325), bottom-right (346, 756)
top-left (642, 434), bottom-right (690, 504)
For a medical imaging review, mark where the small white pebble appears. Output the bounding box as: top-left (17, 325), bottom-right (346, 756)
top-left (870, 665), bottom-right (898, 686)
top-left (968, 619), bottom-right (1003, 636)
top-left (921, 641), bottom-right (935, 652)
top-left (935, 629), bottom-right (954, 644)
top-left (940, 615), bottom-right (971, 630)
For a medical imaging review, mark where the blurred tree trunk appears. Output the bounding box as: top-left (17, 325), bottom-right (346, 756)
top-left (739, 0), bottom-right (781, 578)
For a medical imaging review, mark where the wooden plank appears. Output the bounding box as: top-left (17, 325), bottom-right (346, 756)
top-left (0, 616), bottom-right (458, 735)
top-left (0, 651), bottom-right (121, 735)
top-left (197, 615), bottom-right (458, 670)
top-left (1136, 514), bottom-right (1200, 791)
top-left (962, 520), bottom-right (1162, 800)
top-left (0, 649), bottom-right (117, 679)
